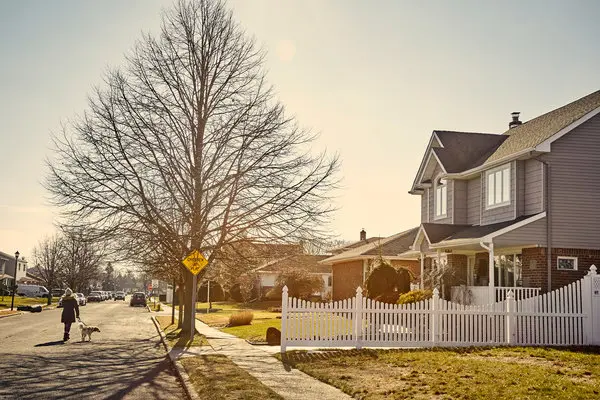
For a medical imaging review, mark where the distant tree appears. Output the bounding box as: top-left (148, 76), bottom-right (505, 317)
top-left (102, 263), bottom-right (116, 291)
top-left (61, 228), bottom-right (104, 292)
top-left (45, 0), bottom-right (339, 337)
top-left (32, 234), bottom-right (65, 296)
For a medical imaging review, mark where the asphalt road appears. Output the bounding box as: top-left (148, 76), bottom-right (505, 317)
top-left (0, 298), bottom-right (185, 400)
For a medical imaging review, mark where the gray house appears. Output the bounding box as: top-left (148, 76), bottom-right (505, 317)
top-left (403, 90), bottom-right (600, 304)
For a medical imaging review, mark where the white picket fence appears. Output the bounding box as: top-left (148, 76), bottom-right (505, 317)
top-left (280, 265), bottom-right (600, 351)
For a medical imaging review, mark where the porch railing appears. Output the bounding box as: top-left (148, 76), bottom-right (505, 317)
top-left (495, 287), bottom-right (540, 302)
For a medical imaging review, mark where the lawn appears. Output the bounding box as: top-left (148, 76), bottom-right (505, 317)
top-left (180, 355), bottom-right (283, 400)
top-left (155, 315), bottom-right (209, 347)
top-left (0, 296), bottom-right (58, 309)
top-left (280, 346), bottom-right (600, 399)
top-left (194, 301), bottom-right (281, 343)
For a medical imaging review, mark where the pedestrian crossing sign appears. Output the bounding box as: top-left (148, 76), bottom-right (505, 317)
top-left (182, 250), bottom-right (208, 275)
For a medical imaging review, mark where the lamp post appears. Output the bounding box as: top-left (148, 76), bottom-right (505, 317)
top-left (10, 251), bottom-right (19, 311)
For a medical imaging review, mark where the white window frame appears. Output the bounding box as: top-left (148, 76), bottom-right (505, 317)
top-left (557, 256), bottom-right (578, 271)
top-left (485, 163), bottom-right (511, 209)
top-left (434, 179), bottom-right (447, 219)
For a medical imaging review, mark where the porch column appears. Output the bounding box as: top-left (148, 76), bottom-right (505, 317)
top-left (488, 242), bottom-right (495, 303)
top-left (420, 253), bottom-right (425, 289)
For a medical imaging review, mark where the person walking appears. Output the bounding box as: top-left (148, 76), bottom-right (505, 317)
top-left (61, 288), bottom-right (80, 341)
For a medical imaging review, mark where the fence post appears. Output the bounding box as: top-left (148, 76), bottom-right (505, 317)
top-left (354, 286), bottom-right (363, 350)
top-left (431, 288), bottom-right (439, 346)
top-left (582, 265), bottom-right (597, 345)
top-left (506, 290), bottom-right (516, 345)
top-left (281, 285), bottom-right (288, 353)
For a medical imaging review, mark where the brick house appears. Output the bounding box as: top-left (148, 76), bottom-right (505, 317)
top-left (402, 90), bottom-right (600, 304)
top-left (321, 228), bottom-right (420, 300)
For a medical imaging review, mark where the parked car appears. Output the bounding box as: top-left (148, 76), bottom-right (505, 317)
top-left (76, 293), bottom-right (87, 306)
top-left (52, 288), bottom-right (64, 298)
top-left (16, 285), bottom-right (50, 298)
top-left (88, 291), bottom-right (103, 302)
top-left (114, 291), bottom-right (126, 301)
top-left (130, 292), bottom-right (147, 307)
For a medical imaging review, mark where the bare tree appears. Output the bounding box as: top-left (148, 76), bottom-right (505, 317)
top-left (60, 229), bottom-right (104, 292)
top-left (46, 0), bottom-right (339, 335)
top-left (32, 234), bottom-right (64, 301)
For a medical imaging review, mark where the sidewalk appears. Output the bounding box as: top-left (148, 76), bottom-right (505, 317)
top-left (157, 304), bottom-right (351, 400)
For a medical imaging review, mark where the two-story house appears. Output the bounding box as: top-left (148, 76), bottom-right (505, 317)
top-left (0, 251), bottom-right (28, 289)
top-left (403, 90), bottom-right (600, 304)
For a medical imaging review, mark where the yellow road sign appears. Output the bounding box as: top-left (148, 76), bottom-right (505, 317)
top-left (182, 250), bottom-right (208, 275)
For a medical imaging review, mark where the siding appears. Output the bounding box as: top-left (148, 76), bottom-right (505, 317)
top-left (481, 161), bottom-right (517, 225)
top-left (453, 180), bottom-right (467, 224)
top-left (543, 113), bottom-right (600, 249)
top-left (494, 217), bottom-right (547, 247)
top-left (516, 160), bottom-right (525, 217)
top-left (421, 192), bottom-right (428, 223)
top-left (467, 176), bottom-right (481, 225)
top-left (524, 158), bottom-right (544, 215)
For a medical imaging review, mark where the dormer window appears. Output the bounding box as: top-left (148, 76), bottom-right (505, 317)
top-left (435, 178), bottom-right (447, 219)
top-left (486, 163), bottom-right (511, 208)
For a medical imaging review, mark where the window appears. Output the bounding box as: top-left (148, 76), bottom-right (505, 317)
top-left (486, 164), bottom-right (511, 208)
top-left (327, 276), bottom-right (332, 287)
top-left (435, 179), bottom-right (447, 218)
top-left (557, 256), bottom-right (578, 271)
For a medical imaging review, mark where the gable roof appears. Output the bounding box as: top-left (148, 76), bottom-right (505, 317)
top-left (320, 227), bottom-right (419, 264)
top-left (329, 237), bottom-right (384, 255)
top-left (254, 254), bottom-right (331, 274)
top-left (486, 90), bottom-right (600, 164)
top-left (432, 131), bottom-right (507, 173)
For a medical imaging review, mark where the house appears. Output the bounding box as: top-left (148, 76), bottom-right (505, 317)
top-left (0, 251), bottom-right (28, 289)
top-left (402, 90), bottom-right (600, 304)
top-left (254, 254), bottom-right (332, 299)
top-left (321, 228), bottom-right (420, 300)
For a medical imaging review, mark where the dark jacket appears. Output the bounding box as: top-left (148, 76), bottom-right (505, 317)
top-left (61, 295), bottom-right (80, 323)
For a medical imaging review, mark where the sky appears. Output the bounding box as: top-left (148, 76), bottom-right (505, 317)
top-left (1, 0), bottom-right (600, 261)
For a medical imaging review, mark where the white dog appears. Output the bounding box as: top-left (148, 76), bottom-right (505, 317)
top-left (78, 321), bottom-right (101, 342)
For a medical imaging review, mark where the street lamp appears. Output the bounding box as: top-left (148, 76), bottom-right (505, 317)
top-left (10, 251), bottom-right (19, 311)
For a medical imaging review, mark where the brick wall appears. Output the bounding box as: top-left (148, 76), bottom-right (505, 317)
top-left (332, 260), bottom-right (363, 300)
top-left (522, 247), bottom-right (600, 292)
top-left (446, 254), bottom-right (468, 284)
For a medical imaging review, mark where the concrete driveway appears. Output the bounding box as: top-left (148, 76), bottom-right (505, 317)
top-left (0, 299), bottom-right (185, 399)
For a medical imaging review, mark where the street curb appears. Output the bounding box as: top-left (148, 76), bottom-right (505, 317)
top-left (0, 311), bottom-right (23, 319)
top-left (151, 316), bottom-right (201, 400)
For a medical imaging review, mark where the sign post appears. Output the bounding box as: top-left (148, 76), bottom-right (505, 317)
top-left (182, 250), bottom-right (209, 341)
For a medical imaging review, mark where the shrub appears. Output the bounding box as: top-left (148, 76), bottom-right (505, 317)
top-left (265, 287), bottom-right (282, 301)
top-left (197, 280), bottom-right (225, 302)
top-left (397, 289), bottom-right (433, 305)
top-left (365, 261), bottom-right (398, 299)
top-left (374, 292), bottom-right (400, 304)
top-left (273, 268), bottom-right (323, 300)
top-left (228, 311), bottom-right (254, 327)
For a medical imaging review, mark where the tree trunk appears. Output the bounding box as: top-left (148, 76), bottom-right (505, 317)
top-left (182, 270), bottom-right (193, 334)
top-left (177, 281), bottom-right (185, 329)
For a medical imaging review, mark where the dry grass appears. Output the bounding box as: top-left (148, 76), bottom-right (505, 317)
top-left (0, 296), bottom-right (58, 309)
top-left (228, 311), bottom-right (254, 327)
top-left (280, 346), bottom-right (600, 399)
top-left (155, 316), bottom-right (209, 347)
top-left (180, 355), bottom-right (283, 400)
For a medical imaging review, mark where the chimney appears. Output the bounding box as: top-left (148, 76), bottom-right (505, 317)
top-left (509, 111), bottom-right (522, 129)
top-left (360, 228), bottom-right (366, 241)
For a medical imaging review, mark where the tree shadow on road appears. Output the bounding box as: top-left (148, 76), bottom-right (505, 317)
top-left (34, 340), bottom-right (65, 347)
top-left (0, 338), bottom-right (182, 400)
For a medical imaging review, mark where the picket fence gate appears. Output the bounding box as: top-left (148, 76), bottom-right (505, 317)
top-left (280, 265), bottom-right (600, 352)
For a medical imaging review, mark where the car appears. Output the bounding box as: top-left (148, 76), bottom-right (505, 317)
top-left (130, 292), bottom-right (147, 307)
top-left (52, 288), bottom-right (64, 298)
top-left (88, 291), bottom-right (103, 302)
top-left (76, 293), bottom-right (87, 306)
top-left (114, 291), bottom-right (126, 301)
